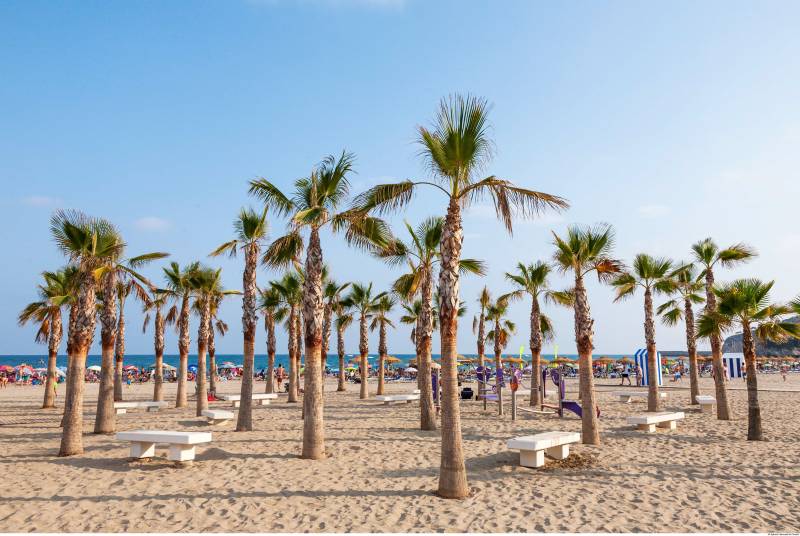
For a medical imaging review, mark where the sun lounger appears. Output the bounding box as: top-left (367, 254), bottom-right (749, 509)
top-left (507, 431), bottom-right (581, 468)
top-left (695, 395), bottom-right (716, 413)
top-left (116, 430), bottom-right (212, 462)
top-left (218, 393), bottom-right (277, 407)
top-left (374, 394), bottom-right (420, 405)
top-left (114, 401), bottom-right (168, 415)
top-left (613, 391), bottom-right (668, 403)
top-left (627, 411), bottom-right (685, 432)
top-left (201, 409), bottom-right (234, 425)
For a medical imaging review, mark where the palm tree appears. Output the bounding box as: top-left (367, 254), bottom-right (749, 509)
top-left (210, 207), bottom-right (269, 432)
top-left (697, 280), bottom-right (799, 440)
top-left (323, 278), bottom-right (350, 388)
top-left (612, 254), bottom-right (673, 412)
top-left (343, 282), bottom-right (386, 400)
top-left (142, 288), bottom-right (172, 402)
top-left (370, 294), bottom-right (396, 395)
top-left (656, 264), bottom-right (705, 405)
top-left (164, 261), bottom-right (201, 408)
top-left (472, 286), bottom-right (492, 371)
top-left (552, 225), bottom-right (623, 445)
top-left (50, 210), bottom-right (123, 456)
top-left (484, 296), bottom-right (515, 415)
top-left (258, 286), bottom-right (281, 394)
top-left (691, 238), bottom-right (756, 420)
top-left (270, 272), bottom-right (303, 402)
top-left (334, 299), bottom-right (354, 392)
top-left (503, 262), bottom-right (558, 407)
top-left (249, 152), bottom-right (389, 459)
top-left (18, 268), bottom-right (75, 409)
top-left (355, 94), bottom-right (567, 498)
top-left (378, 217), bottom-right (484, 430)
top-left (207, 293), bottom-right (229, 396)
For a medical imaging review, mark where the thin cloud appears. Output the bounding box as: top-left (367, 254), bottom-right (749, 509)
top-left (135, 216), bottom-right (171, 232)
top-left (637, 204), bottom-right (670, 218)
top-left (22, 195), bottom-right (62, 207)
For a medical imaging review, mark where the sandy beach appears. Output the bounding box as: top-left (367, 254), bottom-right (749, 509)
top-left (1, 375), bottom-right (798, 533)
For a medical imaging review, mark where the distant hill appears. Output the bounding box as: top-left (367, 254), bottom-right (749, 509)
top-left (722, 316), bottom-right (800, 355)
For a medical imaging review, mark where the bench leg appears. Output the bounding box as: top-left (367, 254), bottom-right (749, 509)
top-left (519, 450), bottom-right (545, 468)
top-left (260, 399), bottom-right (270, 406)
top-left (406, 400), bottom-right (412, 404)
top-left (208, 418), bottom-right (229, 425)
top-left (167, 444), bottom-right (196, 462)
top-left (701, 404), bottom-right (713, 414)
top-left (546, 444), bottom-right (570, 460)
top-left (116, 408), bottom-right (127, 415)
top-left (130, 441), bottom-right (155, 458)
top-left (146, 407), bottom-right (160, 413)
top-left (657, 420), bottom-right (677, 430)
top-left (232, 401), bottom-right (240, 408)
top-left (638, 423), bottom-right (656, 433)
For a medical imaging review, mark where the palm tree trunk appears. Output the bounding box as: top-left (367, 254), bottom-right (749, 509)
top-left (176, 295), bottom-right (190, 408)
top-left (153, 308), bottom-right (165, 402)
top-left (573, 274), bottom-right (600, 445)
top-left (741, 321), bottom-right (762, 440)
top-left (43, 309), bottom-right (62, 409)
top-left (113, 294), bottom-right (126, 402)
top-left (196, 302), bottom-right (210, 417)
top-left (494, 318), bottom-right (503, 416)
top-left (530, 298), bottom-right (542, 407)
top-left (704, 269), bottom-right (732, 420)
top-left (359, 311), bottom-right (369, 399)
top-left (237, 243), bottom-right (258, 431)
top-left (208, 327), bottom-right (217, 395)
top-left (337, 322), bottom-right (346, 392)
top-left (418, 267), bottom-right (436, 430)
top-left (59, 268), bottom-right (97, 457)
top-left (322, 303), bottom-right (332, 387)
top-left (95, 273), bottom-right (117, 434)
top-left (295, 313), bottom-right (303, 401)
top-left (301, 227), bottom-right (326, 459)
top-left (684, 298), bottom-right (700, 405)
top-left (644, 288), bottom-right (661, 412)
top-left (265, 313), bottom-right (276, 394)
top-left (377, 321), bottom-right (387, 395)
top-left (287, 306), bottom-right (298, 403)
top-left (60, 301), bottom-right (78, 428)
top-left (436, 198), bottom-right (468, 499)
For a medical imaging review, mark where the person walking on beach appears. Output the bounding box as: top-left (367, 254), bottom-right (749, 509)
top-left (635, 365), bottom-right (642, 387)
top-left (275, 365), bottom-right (286, 392)
top-left (620, 364), bottom-right (632, 386)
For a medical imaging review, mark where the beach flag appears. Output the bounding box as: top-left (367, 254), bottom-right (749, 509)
top-left (634, 348), bottom-right (663, 386)
top-left (722, 353), bottom-right (744, 379)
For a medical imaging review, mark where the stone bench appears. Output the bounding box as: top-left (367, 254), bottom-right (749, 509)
top-left (218, 393), bottom-right (277, 407)
top-left (613, 391), bottom-right (668, 403)
top-left (695, 395), bottom-right (716, 413)
top-left (116, 430), bottom-right (212, 462)
top-left (413, 389), bottom-right (421, 394)
top-left (201, 409), bottom-right (234, 425)
top-left (507, 431), bottom-right (581, 468)
top-left (374, 394), bottom-right (420, 405)
top-left (114, 401), bottom-right (168, 415)
top-left (627, 411), bottom-right (685, 433)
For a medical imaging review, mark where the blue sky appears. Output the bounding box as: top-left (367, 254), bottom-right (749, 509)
top-left (2, 0), bottom-right (799, 356)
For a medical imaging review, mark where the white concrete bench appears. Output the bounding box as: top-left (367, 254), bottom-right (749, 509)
top-left (627, 411), bottom-right (685, 432)
top-left (219, 393), bottom-right (277, 407)
top-left (613, 391), bottom-right (668, 403)
top-left (114, 401), bottom-right (168, 415)
top-left (201, 409), bottom-right (234, 425)
top-left (695, 395), bottom-right (716, 413)
top-left (375, 394), bottom-right (420, 405)
top-left (116, 430), bottom-right (212, 462)
top-left (507, 431), bottom-right (581, 468)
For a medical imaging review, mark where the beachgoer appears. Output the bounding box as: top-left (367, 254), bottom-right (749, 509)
top-left (635, 365), bottom-right (642, 387)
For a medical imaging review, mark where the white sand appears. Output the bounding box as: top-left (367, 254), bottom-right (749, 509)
top-left (0, 374), bottom-right (798, 532)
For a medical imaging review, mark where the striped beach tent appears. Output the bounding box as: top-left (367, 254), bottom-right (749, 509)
top-left (722, 353), bottom-right (744, 378)
top-left (633, 348), bottom-right (663, 386)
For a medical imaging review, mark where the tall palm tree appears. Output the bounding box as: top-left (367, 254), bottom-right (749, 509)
top-left (258, 286), bottom-right (281, 394)
top-left (270, 272), bottom-right (303, 402)
top-left (50, 210), bottom-right (123, 456)
top-left (142, 288), bottom-right (172, 402)
top-left (503, 261), bottom-right (558, 407)
top-left (249, 152), bottom-right (388, 459)
top-left (164, 261), bottom-right (201, 408)
top-left (355, 94), bottom-right (567, 498)
top-left (323, 276), bottom-right (350, 386)
top-left (207, 293), bottom-right (229, 396)
top-left (552, 225), bottom-right (623, 445)
top-left (378, 217), bottom-right (484, 430)
top-left (656, 264), bottom-right (705, 405)
top-left (484, 296), bottom-right (515, 415)
top-left (472, 286), bottom-right (492, 371)
top-left (342, 282), bottom-right (386, 400)
top-left (612, 254), bottom-right (673, 412)
top-left (370, 294), bottom-right (397, 395)
top-left (334, 299), bottom-right (354, 392)
top-left (691, 238), bottom-right (756, 420)
top-left (697, 280), bottom-right (799, 440)
top-left (210, 207), bottom-right (269, 432)
top-left (18, 268), bottom-right (75, 409)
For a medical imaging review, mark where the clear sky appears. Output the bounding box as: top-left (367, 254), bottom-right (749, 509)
top-left (2, 0), bottom-right (799, 357)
